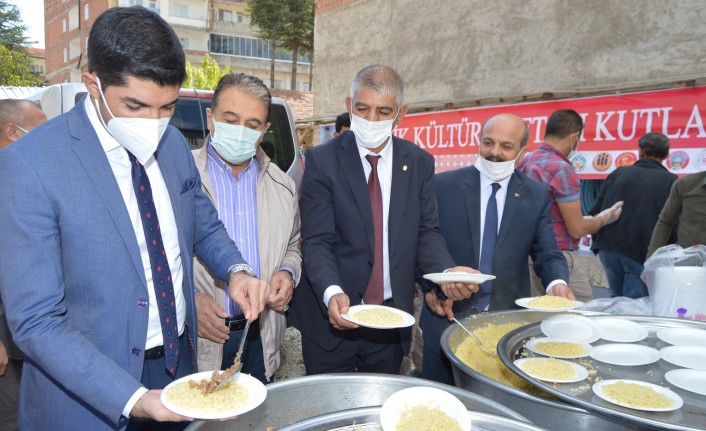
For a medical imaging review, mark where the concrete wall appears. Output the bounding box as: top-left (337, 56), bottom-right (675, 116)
top-left (313, 0), bottom-right (706, 117)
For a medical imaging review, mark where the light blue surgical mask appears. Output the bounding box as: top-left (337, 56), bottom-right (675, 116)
top-left (210, 121), bottom-right (263, 164)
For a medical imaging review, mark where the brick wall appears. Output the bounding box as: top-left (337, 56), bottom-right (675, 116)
top-left (271, 89), bottom-right (313, 121)
top-left (315, 0), bottom-right (360, 16)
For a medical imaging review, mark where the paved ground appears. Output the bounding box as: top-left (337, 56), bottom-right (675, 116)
top-left (275, 253), bottom-right (610, 380)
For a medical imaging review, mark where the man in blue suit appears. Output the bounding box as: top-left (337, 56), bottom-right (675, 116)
top-left (0, 7), bottom-right (266, 431)
top-left (289, 65), bottom-right (478, 375)
top-left (420, 113), bottom-right (574, 384)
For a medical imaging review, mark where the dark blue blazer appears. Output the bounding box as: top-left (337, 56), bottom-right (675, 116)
top-left (289, 132), bottom-right (455, 354)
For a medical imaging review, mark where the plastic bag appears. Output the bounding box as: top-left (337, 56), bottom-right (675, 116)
top-left (641, 244), bottom-right (706, 320)
top-left (578, 297), bottom-right (653, 315)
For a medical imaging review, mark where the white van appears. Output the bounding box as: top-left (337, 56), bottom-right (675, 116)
top-left (25, 83), bottom-right (304, 188)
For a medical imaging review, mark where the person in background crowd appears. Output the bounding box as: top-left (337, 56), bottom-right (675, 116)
top-left (0, 98), bottom-right (47, 431)
top-left (590, 133), bottom-right (677, 298)
top-left (289, 65), bottom-right (479, 375)
top-left (518, 109), bottom-right (623, 302)
top-left (334, 112), bottom-right (351, 136)
top-left (420, 113), bottom-right (573, 384)
top-left (0, 7), bottom-right (266, 431)
top-left (0, 99), bottom-right (47, 149)
top-left (193, 73), bottom-right (301, 383)
top-left (647, 169), bottom-right (706, 257)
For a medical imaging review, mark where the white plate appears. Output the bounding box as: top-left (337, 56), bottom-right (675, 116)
top-left (379, 386), bottom-right (472, 431)
top-left (515, 297), bottom-right (583, 312)
top-left (660, 345), bottom-right (706, 370)
top-left (590, 344), bottom-right (660, 366)
top-left (525, 337), bottom-right (593, 358)
top-left (665, 369), bottom-right (706, 395)
top-left (514, 357), bottom-right (589, 383)
top-left (540, 314), bottom-right (603, 343)
top-left (341, 304), bottom-right (415, 329)
top-left (161, 371), bottom-right (267, 420)
top-left (422, 272), bottom-right (496, 285)
top-left (657, 327), bottom-right (706, 347)
top-left (596, 318), bottom-right (648, 343)
top-left (592, 379), bottom-right (683, 412)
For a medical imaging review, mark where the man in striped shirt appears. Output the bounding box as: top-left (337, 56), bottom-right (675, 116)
top-left (192, 73), bottom-right (301, 383)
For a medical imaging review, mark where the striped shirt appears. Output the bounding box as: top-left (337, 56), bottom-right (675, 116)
top-left (206, 143), bottom-right (260, 317)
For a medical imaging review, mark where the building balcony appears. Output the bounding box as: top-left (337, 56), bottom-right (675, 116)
top-left (211, 20), bottom-right (252, 35)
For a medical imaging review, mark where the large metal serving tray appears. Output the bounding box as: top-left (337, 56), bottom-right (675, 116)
top-left (277, 406), bottom-right (548, 431)
top-left (498, 314), bottom-right (706, 431)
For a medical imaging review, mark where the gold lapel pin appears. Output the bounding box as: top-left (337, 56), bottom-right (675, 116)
top-left (514, 192), bottom-right (520, 198)
top-left (403, 165), bottom-right (408, 171)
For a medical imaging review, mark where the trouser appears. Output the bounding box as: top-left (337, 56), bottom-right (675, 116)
top-left (0, 358), bottom-right (22, 431)
top-left (127, 333), bottom-right (193, 431)
top-left (221, 317), bottom-right (266, 384)
top-left (529, 251), bottom-right (593, 302)
top-left (598, 250), bottom-right (648, 299)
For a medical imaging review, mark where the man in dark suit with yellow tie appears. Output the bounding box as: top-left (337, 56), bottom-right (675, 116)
top-left (289, 65), bottom-right (478, 374)
top-left (421, 113), bottom-right (574, 384)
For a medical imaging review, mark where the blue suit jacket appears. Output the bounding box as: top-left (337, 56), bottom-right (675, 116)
top-left (289, 133), bottom-right (455, 355)
top-left (0, 99), bottom-right (245, 430)
top-left (420, 167), bottom-right (569, 358)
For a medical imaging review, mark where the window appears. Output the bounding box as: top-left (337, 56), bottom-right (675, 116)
top-left (30, 64), bottom-right (44, 74)
top-left (70, 39), bottom-right (80, 59)
top-left (84, 3), bottom-right (89, 20)
top-left (237, 13), bottom-right (243, 23)
top-left (62, 18), bottom-right (67, 33)
top-left (128, 0), bottom-right (144, 5)
top-left (63, 48), bottom-right (68, 63)
top-left (218, 9), bottom-right (232, 22)
top-left (179, 38), bottom-right (189, 49)
top-left (68, 6), bottom-right (79, 30)
top-left (209, 34), bottom-right (310, 63)
top-left (170, 3), bottom-right (188, 18)
top-left (149, 0), bottom-right (157, 7)
top-left (274, 80), bottom-right (282, 89)
top-left (85, 36), bottom-right (89, 50)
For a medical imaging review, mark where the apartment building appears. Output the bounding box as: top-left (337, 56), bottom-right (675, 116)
top-left (44, 0), bottom-right (312, 91)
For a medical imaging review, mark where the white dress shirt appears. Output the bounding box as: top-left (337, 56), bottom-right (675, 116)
top-left (84, 97), bottom-right (186, 416)
top-left (323, 136), bottom-right (394, 307)
top-left (478, 169), bottom-right (565, 293)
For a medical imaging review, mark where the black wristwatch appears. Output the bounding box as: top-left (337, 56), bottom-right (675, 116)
top-left (227, 263), bottom-right (255, 279)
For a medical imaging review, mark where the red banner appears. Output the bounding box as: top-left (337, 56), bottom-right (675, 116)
top-left (394, 86), bottom-right (706, 178)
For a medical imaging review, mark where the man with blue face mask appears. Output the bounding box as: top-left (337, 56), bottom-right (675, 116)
top-left (192, 73), bottom-right (301, 384)
top-left (0, 7), bottom-right (267, 431)
top-left (419, 113), bottom-right (576, 384)
top-left (289, 65), bottom-right (479, 375)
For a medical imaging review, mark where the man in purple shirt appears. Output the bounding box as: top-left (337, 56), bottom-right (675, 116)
top-left (192, 73), bottom-right (301, 383)
top-left (518, 109), bottom-right (623, 301)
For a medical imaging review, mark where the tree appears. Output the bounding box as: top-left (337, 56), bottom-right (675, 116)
top-left (0, 1), bottom-right (41, 86)
top-left (0, 45), bottom-right (41, 86)
top-left (247, 0), bottom-right (285, 89)
top-left (0, 1), bottom-right (30, 49)
top-left (184, 53), bottom-right (231, 90)
top-left (279, 0), bottom-right (313, 90)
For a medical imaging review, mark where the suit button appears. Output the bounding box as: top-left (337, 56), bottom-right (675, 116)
top-left (368, 261), bottom-right (373, 266)
top-left (137, 298), bottom-right (147, 307)
top-left (132, 347), bottom-right (141, 356)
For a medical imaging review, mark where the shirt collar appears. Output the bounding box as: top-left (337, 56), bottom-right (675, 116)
top-left (357, 136), bottom-right (393, 163)
top-left (479, 168), bottom-right (513, 191)
top-left (539, 141), bottom-right (571, 164)
top-left (84, 95), bottom-right (121, 153)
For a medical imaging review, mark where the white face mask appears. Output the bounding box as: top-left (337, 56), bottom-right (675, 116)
top-left (350, 109), bottom-right (399, 149)
top-left (474, 148), bottom-right (526, 182)
top-left (93, 76), bottom-right (170, 164)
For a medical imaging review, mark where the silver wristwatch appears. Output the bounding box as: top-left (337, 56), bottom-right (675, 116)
top-left (227, 263), bottom-right (255, 279)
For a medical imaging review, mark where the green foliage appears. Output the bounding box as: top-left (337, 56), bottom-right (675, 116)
top-left (0, 45), bottom-right (41, 87)
top-left (0, 0), bottom-right (30, 49)
top-left (247, 0), bottom-right (286, 45)
top-left (184, 53), bottom-right (231, 90)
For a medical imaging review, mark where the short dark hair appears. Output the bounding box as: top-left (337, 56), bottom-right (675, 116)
top-left (87, 6), bottom-right (186, 88)
top-left (638, 132), bottom-right (670, 159)
top-left (212, 73), bottom-right (272, 122)
top-left (335, 112), bottom-right (350, 134)
top-left (0, 99), bottom-right (42, 128)
top-left (544, 109), bottom-right (583, 139)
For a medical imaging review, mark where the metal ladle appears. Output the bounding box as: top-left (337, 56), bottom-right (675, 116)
top-left (453, 317), bottom-right (497, 356)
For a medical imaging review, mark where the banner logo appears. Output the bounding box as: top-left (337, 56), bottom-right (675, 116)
top-left (667, 151), bottom-right (690, 171)
top-left (592, 152), bottom-right (613, 172)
